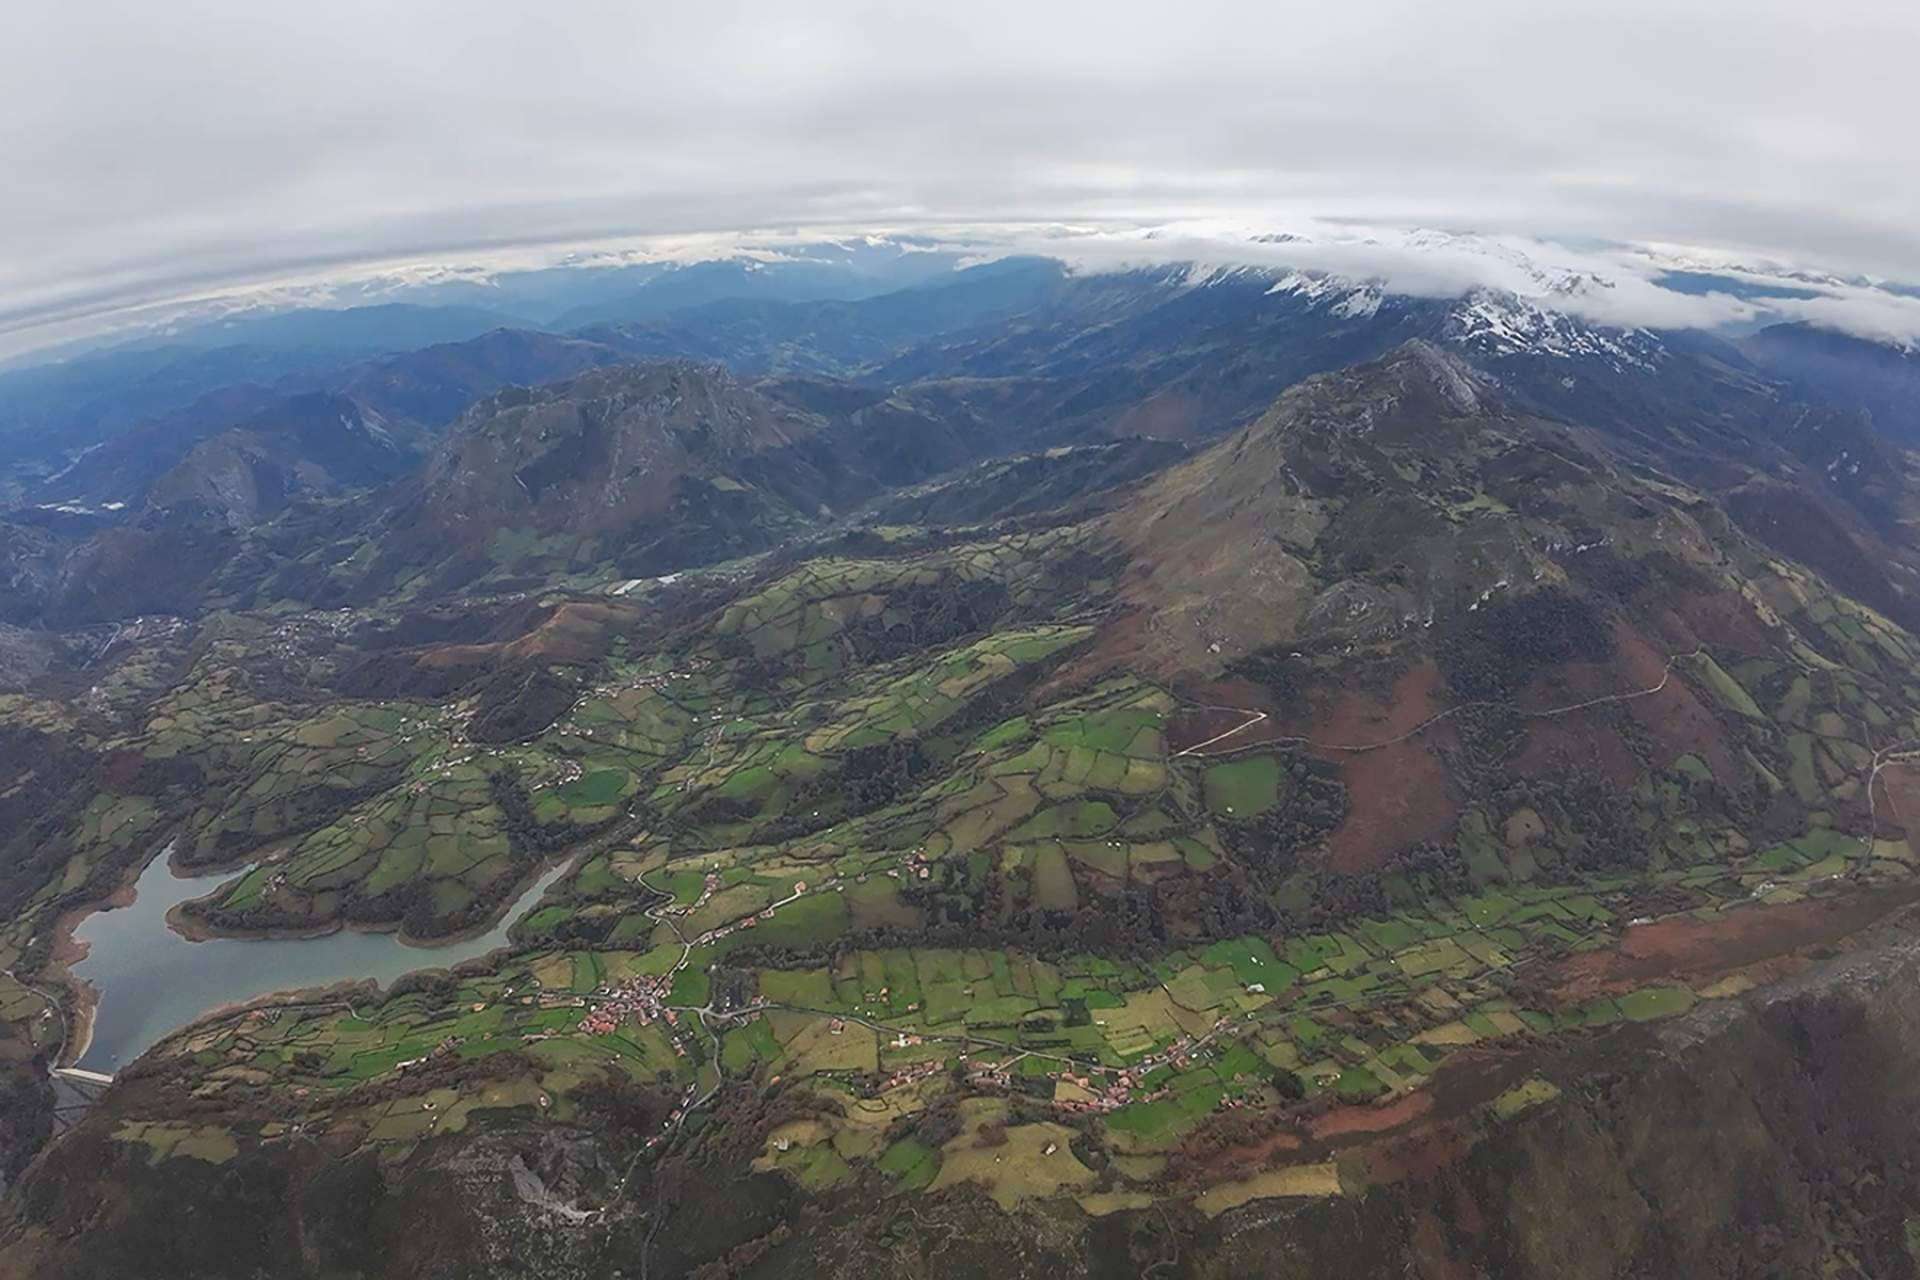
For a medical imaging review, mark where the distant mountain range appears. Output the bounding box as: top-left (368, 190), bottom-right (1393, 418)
top-left (4, 251), bottom-right (1920, 632)
top-left (9, 235), bottom-right (1920, 1278)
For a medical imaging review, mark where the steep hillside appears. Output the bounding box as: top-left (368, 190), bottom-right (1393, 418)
top-left (1102, 341), bottom-right (1718, 675)
top-left (1748, 322), bottom-right (1920, 444)
top-left (22, 385), bottom-right (290, 515)
top-left (7, 309), bottom-right (1920, 1280)
top-left (306, 358), bottom-right (1142, 599)
top-left (28, 394), bottom-right (420, 624)
top-left (397, 361), bottom-right (835, 579)
top-left (143, 393), bottom-right (415, 527)
top-left (337, 328), bottom-right (634, 428)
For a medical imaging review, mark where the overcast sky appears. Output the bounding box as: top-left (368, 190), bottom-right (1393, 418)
top-left (5, 0), bottom-right (1917, 354)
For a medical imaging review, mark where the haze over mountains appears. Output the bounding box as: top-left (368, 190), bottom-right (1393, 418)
top-left (6, 238), bottom-right (1920, 1276)
top-left (7, 1), bottom-right (1920, 1273)
top-left (1, 239), bottom-right (1914, 628)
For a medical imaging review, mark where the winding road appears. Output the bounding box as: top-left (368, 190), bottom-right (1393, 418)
top-left (1174, 646), bottom-right (1709, 760)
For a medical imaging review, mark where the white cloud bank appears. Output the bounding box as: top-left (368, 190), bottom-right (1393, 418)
top-left (3, 0), bottom-right (1918, 356)
top-left (1006, 220), bottom-right (1920, 345)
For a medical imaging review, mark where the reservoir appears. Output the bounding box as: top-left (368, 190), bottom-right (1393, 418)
top-left (68, 850), bottom-right (572, 1075)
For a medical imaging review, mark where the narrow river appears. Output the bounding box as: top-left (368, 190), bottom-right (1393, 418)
top-left (69, 851), bottom-right (571, 1075)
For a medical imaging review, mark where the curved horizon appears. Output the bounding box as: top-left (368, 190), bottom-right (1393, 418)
top-left (6, 1), bottom-right (1919, 360)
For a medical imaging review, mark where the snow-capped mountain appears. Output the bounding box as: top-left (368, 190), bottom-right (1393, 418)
top-left (1048, 219), bottom-right (1920, 357)
top-left (1439, 290), bottom-right (1662, 367)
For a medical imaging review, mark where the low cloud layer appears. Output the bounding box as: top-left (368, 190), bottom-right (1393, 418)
top-left (5, 0), bottom-right (1917, 355)
top-left (1016, 221), bottom-right (1920, 345)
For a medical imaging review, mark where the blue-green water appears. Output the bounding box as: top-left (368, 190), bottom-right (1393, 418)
top-left (70, 851), bottom-right (569, 1074)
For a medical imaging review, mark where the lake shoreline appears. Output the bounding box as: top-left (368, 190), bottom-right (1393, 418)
top-left (56, 847), bottom-right (579, 1076)
top-left (161, 854), bottom-right (578, 951)
top-left (45, 849), bottom-right (158, 1069)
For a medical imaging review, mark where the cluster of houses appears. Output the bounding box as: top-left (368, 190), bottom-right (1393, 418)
top-left (1038, 1018), bottom-right (1240, 1114)
top-left (526, 758), bottom-right (585, 793)
top-left (1047, 1067), bottom-right (1138, 1114)
top-left (575, 974), bottom-right (682, 1036)
top-left (257, 609), bottom-right (352, 660)
top-left (393, 1035), bottom-right (461, 1074)
top-left (872, 1057), bottom-right (946, 1093)
top-left (882, 847), bottom-right (936, 882)
top-left (671, 871), bottom-right (723, 918)
top-left (412, 747), bottom-right (485, 792)
top-left (690, 878), bottom-right (821, 947)
top-left (560, 658), bottom-right (711, 732)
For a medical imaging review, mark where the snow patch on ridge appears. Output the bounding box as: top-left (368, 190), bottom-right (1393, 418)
top-left (1260, 261), bottom-right (1657, 364)
top-left (1442, 290), bottom-right (1662, 366)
